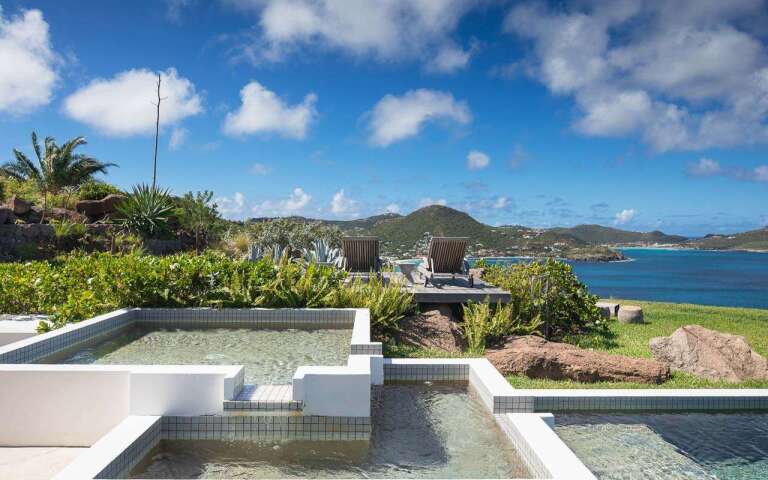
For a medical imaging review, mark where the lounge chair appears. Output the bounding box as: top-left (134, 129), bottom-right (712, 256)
top-left (341, 236), bottom-right (382, 275)
top-left (418, 236), bottom-right (472, 287)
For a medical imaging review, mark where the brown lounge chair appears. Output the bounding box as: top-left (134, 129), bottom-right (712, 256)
top-left (418, 236), bottom-right (472, 287)
top-left (341, 236), bottom-right (382, 275)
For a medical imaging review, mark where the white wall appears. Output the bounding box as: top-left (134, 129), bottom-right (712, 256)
top-left (129, 368), bottom-right (223, 416)
top-left (293, 365), bottom-right (371, 417)
top-left (0, 366), bottom-right (130, 447)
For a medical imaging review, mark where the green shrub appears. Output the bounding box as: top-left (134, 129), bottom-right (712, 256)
top-left (116, 184), bottom-right (174, 238)
top-left (257, 256), bottom-right (344, 308)
top-left (461, 301), bottom-right (543, 354)
top-left (482, 259), bottom-right (606, 340)
top-left (330, 276), bottom-right (416, 337)
top-left (78, 180), bottom-right (123, 200)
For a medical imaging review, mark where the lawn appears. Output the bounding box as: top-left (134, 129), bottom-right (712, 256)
top-left (388, 299), bottom-right (768, 389)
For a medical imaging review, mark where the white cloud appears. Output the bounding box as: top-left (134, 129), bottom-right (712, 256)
top-left (686, 158), bottom-right (722, 177)
top-left (418, 198), bottom-right (447, 208)
top-left (492, 196), bottom-right (510, 209)
top-left (216, 192), bottom-right (246, 217)
top-left (368, 89), bottom-right (471, 147)
top-left (426, 44), bottom-right (473, 73)
top-left (330, 189), bottom-right (358, 216)
top-left (252, 187), bottom-right (312, 216)
top-left (165, 0), bottom-right (194, 23)
top-left (0, 7), bottom-right (58, 114)
top-left (754, 166), bottom-right (768, 182)
top-left (168, 127), bottom-right (188, 151)
top-left (63, 68), bottom-right (202, 136)
top-left (232, 0), bottom-right (477, 68)
top-left (504, 1), bottom-right (768, 152)
top-left (614, 208), bottom-right (637, 225)
top-left (466, 150), bottom-right (490, 170)
top-left (223, 81), bottom-right (317, 139)
top-left (250, 163), bottom-right (271, 175)
top-left (383, 203), bottom-right (400, 214)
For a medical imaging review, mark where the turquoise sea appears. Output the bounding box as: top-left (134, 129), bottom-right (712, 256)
top-left (473, 248), bottom-right (768, 309)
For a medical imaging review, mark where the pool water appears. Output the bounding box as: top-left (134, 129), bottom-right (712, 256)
top-left (556, 413), bottom-right (768, 479)
top-left (40, 326), bottom-right (352, 385)
top-left (129, 383), bottom-right (530, 479)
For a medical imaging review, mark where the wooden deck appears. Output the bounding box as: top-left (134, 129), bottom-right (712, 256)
top-left (382, 272), bottom-right (511, 304)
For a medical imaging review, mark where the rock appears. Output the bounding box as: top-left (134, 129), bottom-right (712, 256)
top-left (649, 325), bottom-right (768, 382)
top-left (486, 335), bottom-right (670, 384)
top-left (75, 193), bottom-right (126, 219)
top-left (47, 208), bottom-right (87, 223)
top-left (618, 305), bottom-right (643, 324)
top-left (597, 301), bottom-right (620, 317)
top-left (597, 305), bottom-right (611, 319)
top-left (396, 304), bottom-right (466, 354)
top-left (0, 207), bottom-right (15, 224)
top-left (8, 196), bottom-right (31, 215)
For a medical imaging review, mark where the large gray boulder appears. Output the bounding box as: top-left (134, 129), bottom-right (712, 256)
top-left (76, 193), bottom-right (126, 219)
top-left (8, 195), bottom-right (31, 215)
top-left (650, 325), bottom-right (768, 382)
top-left (486, 335), bottom-right (670, 384)
top-left (396, 304), bottom-right (466, 354)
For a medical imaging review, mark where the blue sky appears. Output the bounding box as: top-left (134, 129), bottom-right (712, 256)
top-left (1, 0), bottom-right (766, 236)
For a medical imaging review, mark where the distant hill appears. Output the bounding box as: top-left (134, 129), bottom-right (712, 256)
top-left (685, 227), bottom-right (768, 251)
top-left (550, 224), bottom-right (688, 245)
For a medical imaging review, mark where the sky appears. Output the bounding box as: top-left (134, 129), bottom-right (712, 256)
top-left (0, 0), bottom-right (767, 237)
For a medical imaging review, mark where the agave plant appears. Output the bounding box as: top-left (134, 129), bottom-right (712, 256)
top-left (115, 183), bottom-right (174, 238)
top-left (270, 244), bottom-right (291, 264)
top-left (301, 238), bottom-right (342, 266)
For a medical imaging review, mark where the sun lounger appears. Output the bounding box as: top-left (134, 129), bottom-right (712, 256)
top-left (418, 236), bottom-right (472, 287)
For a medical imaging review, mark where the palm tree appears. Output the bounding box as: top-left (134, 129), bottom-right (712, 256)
top-left (0, 132), bottom-right (116, 221)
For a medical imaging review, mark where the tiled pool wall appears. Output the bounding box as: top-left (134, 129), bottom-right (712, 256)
top-left (94, 417), bottom-right (161, 479)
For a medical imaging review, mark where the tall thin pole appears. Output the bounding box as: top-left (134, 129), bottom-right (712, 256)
top-left (152, 74), bottom-right (163, 189)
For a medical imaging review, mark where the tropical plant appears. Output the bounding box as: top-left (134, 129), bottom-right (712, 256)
top-left (461, 300), bottom-right (543, 354)
top-left (247, 218), bottom-right (342, 251)
top-left (0, 132), bottom-right (116, 221)
top-left (115, 184), bottom-right (174, 238)
top-left (77, 179), bottom-right (123, 201)
top-left (257, 256), bottom-right (343, 308)
top-left (176, 190), bottom-right (221, 253)
top-left (302, 238), bottom-right (343, 265)
top-left (330, 276), bottom-right (416, 337)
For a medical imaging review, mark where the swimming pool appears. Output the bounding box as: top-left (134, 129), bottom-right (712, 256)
top-left (555, 412), bottom-right (768, 479)
top-left (39, 325), bottom-right (352, 385)
top-left (128, 383), bottom-right (531, 479)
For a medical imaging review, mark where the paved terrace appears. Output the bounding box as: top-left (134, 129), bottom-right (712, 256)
top-left (383, 272), bottom-right (511, 304)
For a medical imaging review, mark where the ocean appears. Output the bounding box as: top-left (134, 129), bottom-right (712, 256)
top-left (475, 248), bottom-right (768, 309)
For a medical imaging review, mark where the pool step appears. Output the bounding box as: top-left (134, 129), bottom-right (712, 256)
top-left (224, 384), bottom-right (303, 412)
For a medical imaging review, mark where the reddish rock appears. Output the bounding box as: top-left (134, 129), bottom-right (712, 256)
top-left (8, 195), bottom-right (31, 215)
top-left (396, 304), bottom-right (466, 354)
top-left (486, 335), bottom-right (670, 384)
top-left (650, 325), bottom-right (768, 382)
top-left (76, 194), bottom-right (126, 219)
top-left (47, 208), bottom-right (87, 223)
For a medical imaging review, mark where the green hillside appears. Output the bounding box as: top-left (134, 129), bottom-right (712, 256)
top-left (686, 227), bottom-right (768, 251)
top-left (550, 224), bottom-right (688, 245)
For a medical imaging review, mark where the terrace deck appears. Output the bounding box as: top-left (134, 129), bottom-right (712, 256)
top-left (382, 272), bottom-right (511, 304)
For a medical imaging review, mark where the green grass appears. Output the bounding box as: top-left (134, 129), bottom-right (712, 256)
top-left (389, 299), bottom-right (768, 389)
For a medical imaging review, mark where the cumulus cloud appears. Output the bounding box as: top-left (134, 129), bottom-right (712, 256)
top-left (368, 89), bottom-right (471, 146)
top-left (223, 81), bottom-right (317, 139)
top-left (466, 150), bottom-right (490, 170)
top-left (504, 0), bottom-right (768, 152)
top-left (492, 196), bottom-right (510, 209)
top-left (168, 127), bottom-right (188, 151)
top-left (383, 203), bottom-right (401, 214)
top-left (250, 163), bottom-right (271, 175)
top-left (252, 187), bottom-right (312, 216)
top-left (230, 0), bottom-right (477, 70)
top-left (686, 158), bottom-right (722, 177)
top-left (330, 189), bottom-right (358, 216)
top-left (64, 68), bottom-right (202, 136)
top-left (216, 192), bottom-right (246, 217)
top-left (418, 198), bottom-right (447, 208)
top-left (426, 43), bottom-right (474, 73)
top-left (614, 208), bottom-right (637, 225)
top-left (0, 7), bottom-right (58, 114)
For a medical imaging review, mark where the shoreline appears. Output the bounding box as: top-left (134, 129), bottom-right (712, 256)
top-left (616, 245), bottom-right (768, 254)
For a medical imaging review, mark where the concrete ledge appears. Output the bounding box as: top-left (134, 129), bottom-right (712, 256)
top-left (53, 416), bottom-right (161, 480)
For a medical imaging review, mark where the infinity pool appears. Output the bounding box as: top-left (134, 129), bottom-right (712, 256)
top-left (556, 413), bottom-right (768, 479)
top-left (129, 383), bottom-right (530, 479)
top-left (39, 326), bottom-right (352, 385)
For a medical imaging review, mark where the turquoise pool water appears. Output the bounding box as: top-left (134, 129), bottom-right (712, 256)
top-left (459, 248), bottom-right (768, 308)
top-left (556, 413), bottom-right (768, 479)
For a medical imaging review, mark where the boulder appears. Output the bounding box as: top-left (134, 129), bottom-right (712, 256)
top-left (596, 301), bottom-right (620, 317)
top-left (396, 304), bottom-right (466, 354)
top-left (649, 325), bottom-right (768, 382)
top-left (75, 194), bottom-right (126, 219)
top-left (618, 305), bottom-right (644, 324)
top-left (486, 335), bottom-right (670, 384)
top-left (0, 207), bottom-right (15, 225)
top-left (8, 195), bottom-right (31, 215)
top-left (47, 208), bottom-right (87, 223)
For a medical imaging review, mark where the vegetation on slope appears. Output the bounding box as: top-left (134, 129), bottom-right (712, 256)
top-left (685, 227), bottom-right (768, 251)
top-left (550, 224), bottom-right (688, 245)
